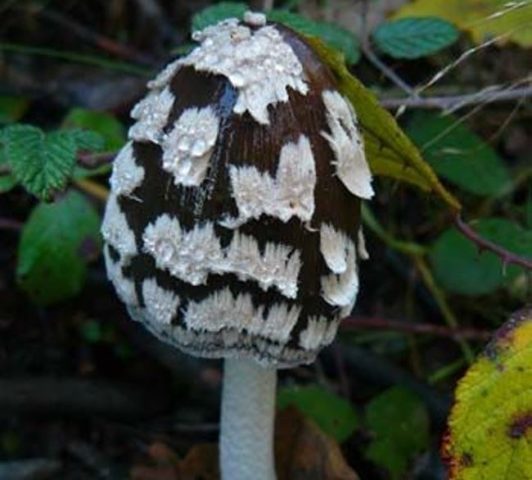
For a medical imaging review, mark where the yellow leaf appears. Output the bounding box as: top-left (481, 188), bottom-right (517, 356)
top-left (393, 0), bottom-right (532, 48)
top-left (443, 307), bottom-right (532, 480)
top-left (307, 37), bottom-right (462, 211)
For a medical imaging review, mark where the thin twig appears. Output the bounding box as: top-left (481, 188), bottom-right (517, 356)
top-left (362, 44), bottom-right (418, 97)
top-left (74, 178), bottom-right (110, 202)
top-left (359, 0), bottom-right (417, 98)
top-left (416, 32), bottom-right (514, 95)
top-left (77, 151), bottom-right (116, 169)
top-left (341, 315), bottom-right (492, 341)
top-left (454, 214), bottom-right (532, 270)
top-left (30, 5), bottom-right (157, 66)
top-left (0, 218), bottom-right (23, 231)
top-left (379, 84), bottom-right (532, 110)
top-left (66, 441), bottom-right (115, 480)
top-left (361, 205), bottom-right (475, 363)
top-left (0, 459), bottom-right (61, 480)
top-left (0, 378), bottom-right (169, 418)
top-left (413, 256), bottom-right (475, 363)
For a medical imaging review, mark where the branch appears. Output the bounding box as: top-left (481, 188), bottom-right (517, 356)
top-left (0, 378), bottom-right (170, 418)
top-left (359, 0), bottom-right (417, 99)
top-left (77, 151), bottom-right (116, 169)
top-left (0, 459), bottom-right (61, 480)
top-left (454, 214), bottom-right (532, 270)
top-left (362, 44), bottom-right (418, 97)
top-left (341, 315), bottom-right (492, 341)
top-left (0, 218), bottom-right (23, 231)
top-left (31, 6), bottom-right (157, 66)
top-left (380, 84), bottom-right (532, 110)
top-left (73, 178), bottom-right (110, 202)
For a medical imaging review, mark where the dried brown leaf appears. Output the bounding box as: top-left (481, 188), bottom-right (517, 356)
top-left (131, 408), bottom-right (359, 480)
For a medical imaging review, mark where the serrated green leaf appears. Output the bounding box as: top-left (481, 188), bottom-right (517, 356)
top-left (373, 17), bottom-right (459, 59)
top-left (278, 384), bottom-right (359, 442)
top-left (393, 0), bottom-right (532, 48)
top-left (407, 111), bottom-right (511, 196)
top-left (365, 386), bottom-right (429, 479)
top-left (65, 128), bottom-right (105, 153)
top-left (268, 10), bottom-right (360, 64)
top-left (17, 190), bottom-right (101, 305)
top-left (306, 37), bottom-right (461, 211)
top-left (430, 218), bottom-right (532, 296)
top-left (443, 309), bottom-right (532, 479)
top-left (191, 2), bottom-right (247, 31)
top-left (3, 125), bottom-right (77, 200)
top-left (62, 108), bottom-right (125, 151)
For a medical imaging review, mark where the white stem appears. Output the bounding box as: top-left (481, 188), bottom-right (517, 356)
top-left (220, 358), bottom-right (277, 480)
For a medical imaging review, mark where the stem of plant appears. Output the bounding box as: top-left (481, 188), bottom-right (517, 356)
top-left (220, 358), bottom-right (277, 480)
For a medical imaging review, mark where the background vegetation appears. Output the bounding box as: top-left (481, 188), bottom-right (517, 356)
top-left (0, 0), bottom-right (531, 478)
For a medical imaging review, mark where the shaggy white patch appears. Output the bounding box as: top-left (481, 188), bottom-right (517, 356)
top-left (143, 214), bottom-right (224, 285)
top-left (243, 11), bottom-right (266, 27)
top-left (321, 90), bottom-right (373, 199)
top-left (101, 194), bottom-right (137, 259)
top-left (147, 58), bottom-right (182, 90)
top-left (181, 18), bottom-right (308, 124)
top-left (320, 223), bottom-right (350, 274)
top-left (142, 277), bottom-right (180, 325)
top-left (142, 215), bottom-right (301, 297)
top-left (228, 135), bottom-right (316, 225)
top-left (184, 288), bottom-right (259, 333)
top-left (299, 316), bottom-right (338, 350)
top-left (260, 303), bottom-right (301, 342)
top-left (357, 227), bottom-right (370, 260)
top-left (109, 141), bottom-right (144, 196)
top-left (103, 245), bottom-right (137, 307)
top-left (321, 237), bottom-right (359, 307)
top-left (225, 232), bottom-right (301, 298)
top-left (184, 288), bottom-right (300, 343)
top-left (129, 86), bottom-right (175, 144)
top-left (161, 106), bottom-right (220, 186)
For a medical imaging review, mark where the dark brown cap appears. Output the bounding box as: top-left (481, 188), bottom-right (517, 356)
top-left (101, 12), bottom-right (373, 368)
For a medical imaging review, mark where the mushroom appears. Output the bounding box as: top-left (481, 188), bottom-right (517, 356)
top-left (101, 11), bottom-right (373, 480)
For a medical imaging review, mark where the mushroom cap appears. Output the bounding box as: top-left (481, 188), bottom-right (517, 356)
top-left (101, 13), bottom-right (373, 368)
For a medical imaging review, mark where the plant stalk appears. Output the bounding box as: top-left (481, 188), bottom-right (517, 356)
top-left (220, 357), bottom-right (277, 480)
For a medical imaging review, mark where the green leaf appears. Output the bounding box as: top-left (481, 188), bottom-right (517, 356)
top-left (268, 10), bottom-right (360, 64)
top-left (365, 386), bottom-right (429, 479)
top-left (277, 384), bottom-right (359, 442)
top-left (372, 17), bottom-right (459, 59)
top-left (392, 0), bottom-right (532, 49)
top-left (191, 2), bottom-right (247, 31)
top-left (306, 37), bottom-right (461, 211)
top-left (0, 95), bottom-right (30, 124)
top-left (62, 108), bottom-right (125, 151)
top-left (407, 111), bottom-right (511, 197)
top-left (0, 174), bottom-right (17, 193)
top-left (190, 5), bottom-right (361, 64)
top-left (66, 128), bottom-right (105, 153)
top-left (430, 218), bottom-right (532, 296)
top-left (80, 320), bottom-right (103, 343)
top-left (443, 308), bottom-right (532, 479)
top-left (17, 190), bottom-right (102, 305)
top-left (3, 125), bottom-right (78, 200)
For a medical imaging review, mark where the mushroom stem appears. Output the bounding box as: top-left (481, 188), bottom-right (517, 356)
top-left (220, 357), bottom-right (277, 480)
